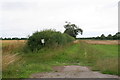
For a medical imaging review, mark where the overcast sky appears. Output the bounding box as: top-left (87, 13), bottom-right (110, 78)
top-left (0, 0), bottom-right (119, 38)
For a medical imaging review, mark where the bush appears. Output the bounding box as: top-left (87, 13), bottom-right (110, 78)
top-left (27, 29), bottom-right (75, 51)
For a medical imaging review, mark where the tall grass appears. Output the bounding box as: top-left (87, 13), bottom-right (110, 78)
top-left (2, 53), bottom-right (21, 70)
top-left (2, 40), bottom-right (25, 72)
top-left (2, 40), bottom-right (26, 53)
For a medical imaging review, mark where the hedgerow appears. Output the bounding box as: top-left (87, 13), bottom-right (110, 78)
top-left (27, 29), bottom-right (75, 51)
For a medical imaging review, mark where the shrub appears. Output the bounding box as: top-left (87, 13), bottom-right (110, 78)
top-left (27, 29), bottom-right (75, 51)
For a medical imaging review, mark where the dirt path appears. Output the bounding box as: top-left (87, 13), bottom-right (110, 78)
top-left (30, 65), bottom-right (119, 78)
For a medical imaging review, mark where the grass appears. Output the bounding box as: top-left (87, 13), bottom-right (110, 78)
top-left (2, 40), bottom-right (119, 78)
top-left (90, 44), bottom-right (118, 75)
top-left (91, 44), bottom-right (118, 57)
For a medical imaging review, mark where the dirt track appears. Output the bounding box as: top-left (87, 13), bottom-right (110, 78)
top-left (30, 65), bottom-right (119, 78)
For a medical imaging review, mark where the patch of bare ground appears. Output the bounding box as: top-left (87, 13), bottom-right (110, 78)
top-left (81, 40), bottom-right (120, 45)
top-left (30, 65), bottom-right (119, 78)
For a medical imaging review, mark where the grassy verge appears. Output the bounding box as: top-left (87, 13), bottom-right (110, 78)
top-left (2, 40), bottom-right (119, 78)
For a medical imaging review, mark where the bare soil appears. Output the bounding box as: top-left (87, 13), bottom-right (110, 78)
top-left (30, 65), bottom-right (119, 78)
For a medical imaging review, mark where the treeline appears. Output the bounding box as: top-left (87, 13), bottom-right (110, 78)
top-left (79, 32), bottom-right (120, 40)
top-left (1, 32), bottom-right (120, 40)
top-left (0, 37), bottom-right (28, 40)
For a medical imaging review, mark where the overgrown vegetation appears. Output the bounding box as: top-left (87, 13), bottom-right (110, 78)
top-left (27, 29), bottom-right (75, 51)
top-left (2, 40), bottom-right (26, 71)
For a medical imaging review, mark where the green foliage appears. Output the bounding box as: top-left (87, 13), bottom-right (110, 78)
top-left (107, 34), bottom-right (113, 40)
top-left (100, 34), bottom-right (106, 40)
top-left (78, 32), bottom-right (120, 40)
top-left (64, 22), bottom-right (83, 38)
top-left (113, 32), bottom-right (120, 40)
top-left (27, 29), bottom-right (74, 51)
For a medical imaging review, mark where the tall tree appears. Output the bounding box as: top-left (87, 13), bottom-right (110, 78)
top-left (64, 22), bottom-right (83, 38)
top-left (107, 34), bottom-right (113, 40)
top-left (100, 34), bottom-right (106, 40)
top-left (112, 32), bottom-right (120, 40)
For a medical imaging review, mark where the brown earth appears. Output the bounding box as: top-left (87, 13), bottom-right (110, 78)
top-left (30, 65), bottom-right (119, 78)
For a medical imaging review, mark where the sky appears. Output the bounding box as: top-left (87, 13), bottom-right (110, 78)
top-left (0, 0), bottom-right (119, 38)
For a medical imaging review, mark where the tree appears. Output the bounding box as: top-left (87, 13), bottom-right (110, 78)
top-left (0, 37), bottom-right (2, 40)
top-left (100, 34), bottom-right (106, 40)
top-left (12, 37), bottom-right (19, 40)
top-left (95, 36), bottom-right (100, 40)
top-left (107, 34), bottom-right (113, 40)
top-left (64, 22), bottom-right (83, 38)
top-left (112, 32), bottom-right (120, 40)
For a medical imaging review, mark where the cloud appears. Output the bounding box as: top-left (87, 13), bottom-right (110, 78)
top-left (0, 0), bottom-right (119, 38)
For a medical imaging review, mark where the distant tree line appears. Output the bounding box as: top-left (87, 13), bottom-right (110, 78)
top-left (1, 32), bottom-right (120, 40)
top-left (0, 37), bottom-right (28, 40)
top-left (79, 32), bottom-right (120, 40)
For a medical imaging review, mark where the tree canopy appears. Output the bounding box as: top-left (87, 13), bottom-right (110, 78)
top-left (64, 22), bottom-right (83, 38)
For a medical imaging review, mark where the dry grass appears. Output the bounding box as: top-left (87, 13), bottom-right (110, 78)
top-left (2, 53), bottom-right (21, 70)
top-left (2, 40), bottom-right (26, 54)
top-left (1, 40), bottom-right (26, 43)
top-left (2, 40), bottom-right (26, 70)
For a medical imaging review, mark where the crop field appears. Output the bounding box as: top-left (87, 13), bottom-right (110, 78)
top-left (1, 40), bottom-right (119, 78)
top-left (83, 40), bottom-right (119, 45)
